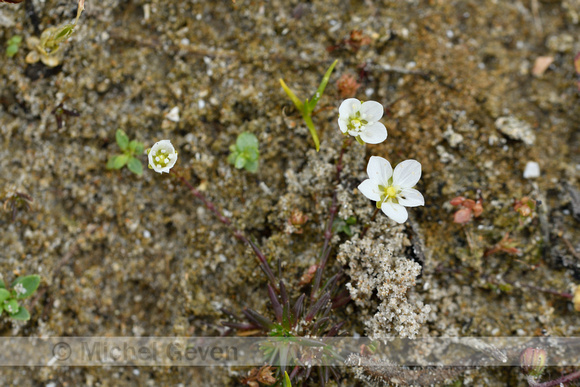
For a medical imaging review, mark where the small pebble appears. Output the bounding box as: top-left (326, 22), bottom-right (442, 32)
top-left (523, 161), bottom-right (540, 179)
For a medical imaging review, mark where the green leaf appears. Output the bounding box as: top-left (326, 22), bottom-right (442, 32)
top-left (112, 154), bottom-right (129, 169)
top-left (0, 289), bottom-right (10, 303)
top-left (106, 156), bottom-right (118, 169)
top-left (135, 142), bottom-right (144, 155)
top-left (283, 371), bottom-right (292, 387)
top-left (0, 279), bottom-right (5, 289)
top-left (8, 36), bottom-right (22, 45)
top-left (234, 155), bottom-right (247, 169)
top-left (127, 157), bottom-right (143, 175)
top-left (346, 216), bottom-right (357, 225)
top-left (6, 45), bottom-right (18, 58)
top-left (307, 59), bottom-right (338, 113)
top-left (12, 275), bottom-right (40, 299)
top-left (4, 299), bottom-right (19, 314)
top-left (236, 132), bottom-right (259, 150)
top-left (10, 306), bottom-right (30, 321)
top-left (244, 147), bottom-right (259, 161)
top-left (129, 140), bottom-right (144, 155)
top-left (227, 151), bottom-right (239, 165)
top-left (115, 129), bottom-right (130, 151)
top-left (279, 79), bottom-right (304, 112)
top-left (244, 160), bottom-right (258, 173)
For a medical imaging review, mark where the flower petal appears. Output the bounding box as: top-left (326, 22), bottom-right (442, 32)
top-left (397, 188), bottom-right (424, 207)
top-left (338, 118), bottom-right (348, 133)
top-left (392, 159), bottom-right (422, 188)
top-left (366, 156), bottom-right (392, 186)
top-left (338, 98), bottom-right (361, 118)
top-left (360, 122), bottom-right (387, 144)
top-left (381, 201), bottom-right (408, 223)
top-left (358, 179), bottom-right (382, 202)
top-left (360, 100), bottom-right (384, 122)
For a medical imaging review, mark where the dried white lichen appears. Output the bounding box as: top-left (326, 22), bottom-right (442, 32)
top-left (337, 229), bottom-right (430, 341)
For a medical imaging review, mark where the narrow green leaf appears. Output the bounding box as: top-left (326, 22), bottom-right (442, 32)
top-left (12, 275), bottom-right (40, 299)
top-left (234, 155), bottom-right (247, 169)
top-left (113, 154), bottom-right (129, 169)
top-left (115, 129), bottom-right (130, 151)
top-left (0, 289), bottom-right (10, 303)
top-left (0, 279), bottom-right (5, 289)
top-left (244, 160), bottom-right (258, 173)
top-left (303, 114), bottom-right (320, 152)
top-left (307, 59), bottom-right (338, 112)
top-left (283, 371), bottom-right (292, 387)
top-left (279, 78), bottom-right (304, 112)
top-left (10, 306), bottom-right (30, 321)
top-left (127, 157), bottom-right (143, 175)
top-left (236, 132), bottom-right (259, 150)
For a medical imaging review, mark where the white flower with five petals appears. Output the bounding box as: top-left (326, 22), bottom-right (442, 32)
top-left (338, 98), bottom-right (387, 144)
top-left (358, 156), bottom-right (425, 223)
top-left (147, 140), bottom-right (178, 173)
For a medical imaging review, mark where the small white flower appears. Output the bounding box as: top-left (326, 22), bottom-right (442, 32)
top-left (338, 98), bottom-right (388, 144)
top-left (147, 140), bottom-right (178, 173)
top-left (14, 283), bottom-right (26, 296)
top-left (358, 156), bottom-right (425, 223)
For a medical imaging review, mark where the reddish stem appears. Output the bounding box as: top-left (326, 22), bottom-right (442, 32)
top-left (528, 371), bottom-right (580, 387)
top-left (171, 169), bottom-right (277, 288)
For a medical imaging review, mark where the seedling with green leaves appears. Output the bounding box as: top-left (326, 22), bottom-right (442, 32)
top-left (332, 216), bottom-right (357, 237)
top-left (0, 275), bottom-right (40, 321)
top-left (228, 132), bottom-right (260, 173)
top-left (279, 60), bottom-right (338, 151)
top-left (5, 35), bottom-right (22, 58)
top-left (107, 129), bottom-right (145, 175)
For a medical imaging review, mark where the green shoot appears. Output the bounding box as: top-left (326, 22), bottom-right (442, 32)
top-left (107, 129), bottom-right (144, 175)
top-left (228, 132), bottom-right (260, 173)
top-left (0, 275), bottom-right (41, 321)
top-left (6, 36), bottom-right (22, 58)
top-left (280, 59), bottom-right (338, 151)
top-left (332, 216), bottom-right (357, 236)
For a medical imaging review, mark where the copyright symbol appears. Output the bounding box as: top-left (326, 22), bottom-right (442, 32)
top-left (52, 342), bottom-right (71, 361)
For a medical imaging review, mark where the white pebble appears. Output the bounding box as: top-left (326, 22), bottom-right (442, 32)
top-left (166, 106), bottom-right (180, 122)
top-left (523, 161), bottom-right (540, 179)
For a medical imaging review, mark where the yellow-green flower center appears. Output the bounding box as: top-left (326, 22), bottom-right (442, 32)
top-left (347, 112), bottom-right (368, 132)
top-left (376, 184), bottom-right (399, 208)
top-left (153, 149), bottom-right (172, 167)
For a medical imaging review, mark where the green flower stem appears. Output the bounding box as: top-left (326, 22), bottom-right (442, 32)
top-left (280, 60), bottom-right (338, 152)
top-left (171, 169), bottom-right (277, 288)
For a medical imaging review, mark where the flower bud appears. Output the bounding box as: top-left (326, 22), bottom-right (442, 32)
top-left (520, 347), bottom-right (547, 377)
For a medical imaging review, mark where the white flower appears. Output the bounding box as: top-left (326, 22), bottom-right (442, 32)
top-left (147, 140), bottom-right (178, 173)
top-left (338, 98), bottom-right (387, 144)
top-left (14, 283), bottom-right (26, 296)
top-left (358, 156), bottom-right (425, 223)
